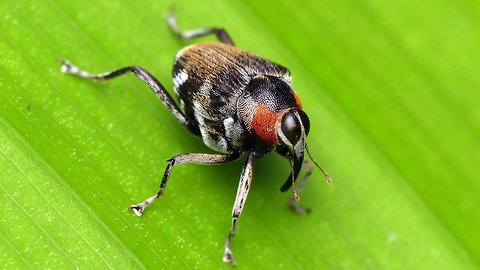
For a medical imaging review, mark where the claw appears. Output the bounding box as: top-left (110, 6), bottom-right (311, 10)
top-left (223, 244), bottom-right (237, 266)
top-left (59, 60), bottom-right (74, 73)
top-left (129, 203), bottom-right (147, 217)
top-left (128, 194), bottom-right (159, 217)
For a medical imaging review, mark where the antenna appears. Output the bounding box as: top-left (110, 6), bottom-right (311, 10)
top-left (306, 145), bottom-right (331, 184)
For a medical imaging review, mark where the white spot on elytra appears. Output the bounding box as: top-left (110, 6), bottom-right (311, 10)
top-left (179, 99), bottom-right (185, 111)
top-left (173, 69), bottom-right (188, 95)
top-left (199, 81), bottom-right (211, 96)
top-left (223, 117), bottom-right (234, 138)
top-left (193, 102), bottom-right (229, 153)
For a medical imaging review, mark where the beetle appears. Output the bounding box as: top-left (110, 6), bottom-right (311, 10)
top-left (60, 12), bottom-right (330, 266)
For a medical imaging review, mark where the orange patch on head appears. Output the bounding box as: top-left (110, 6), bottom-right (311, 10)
top-left (251, 105), bottom-right (280, 145)
top-left (293, 92), bottom-right (303, 109)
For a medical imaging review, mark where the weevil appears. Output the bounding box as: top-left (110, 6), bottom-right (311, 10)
top-left (60, 12), bottom-right (330, 266)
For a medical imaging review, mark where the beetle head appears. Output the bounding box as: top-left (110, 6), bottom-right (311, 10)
top-left (277, 109), bottom-right (310, 192)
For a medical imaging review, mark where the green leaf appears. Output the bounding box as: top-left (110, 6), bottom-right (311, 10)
top-left (1, 0), bottom-right (479, 269)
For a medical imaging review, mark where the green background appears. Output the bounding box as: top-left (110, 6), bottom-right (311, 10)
top-left (1, 0), bottom-right (478, 269)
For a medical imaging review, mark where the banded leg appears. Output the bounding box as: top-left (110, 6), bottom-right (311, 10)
top-left (60, 61), bottom-right (199, 135)
top-left (223, 151), bottom-right (255, 266)
top-left (130, 152), bottom-right (240, 216)
top-left (165, 12), bottom-right (235, 46)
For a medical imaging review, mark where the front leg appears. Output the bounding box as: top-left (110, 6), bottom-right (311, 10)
top-left (223, 151), bottom-right (255, 266)
top-left (130, 152), bottom-right (241, 216)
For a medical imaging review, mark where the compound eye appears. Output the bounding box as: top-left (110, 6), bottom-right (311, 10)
top-left (297, 110), bottom-right (310, 136)
top-left (281, 111), bottom-right (302, 145)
